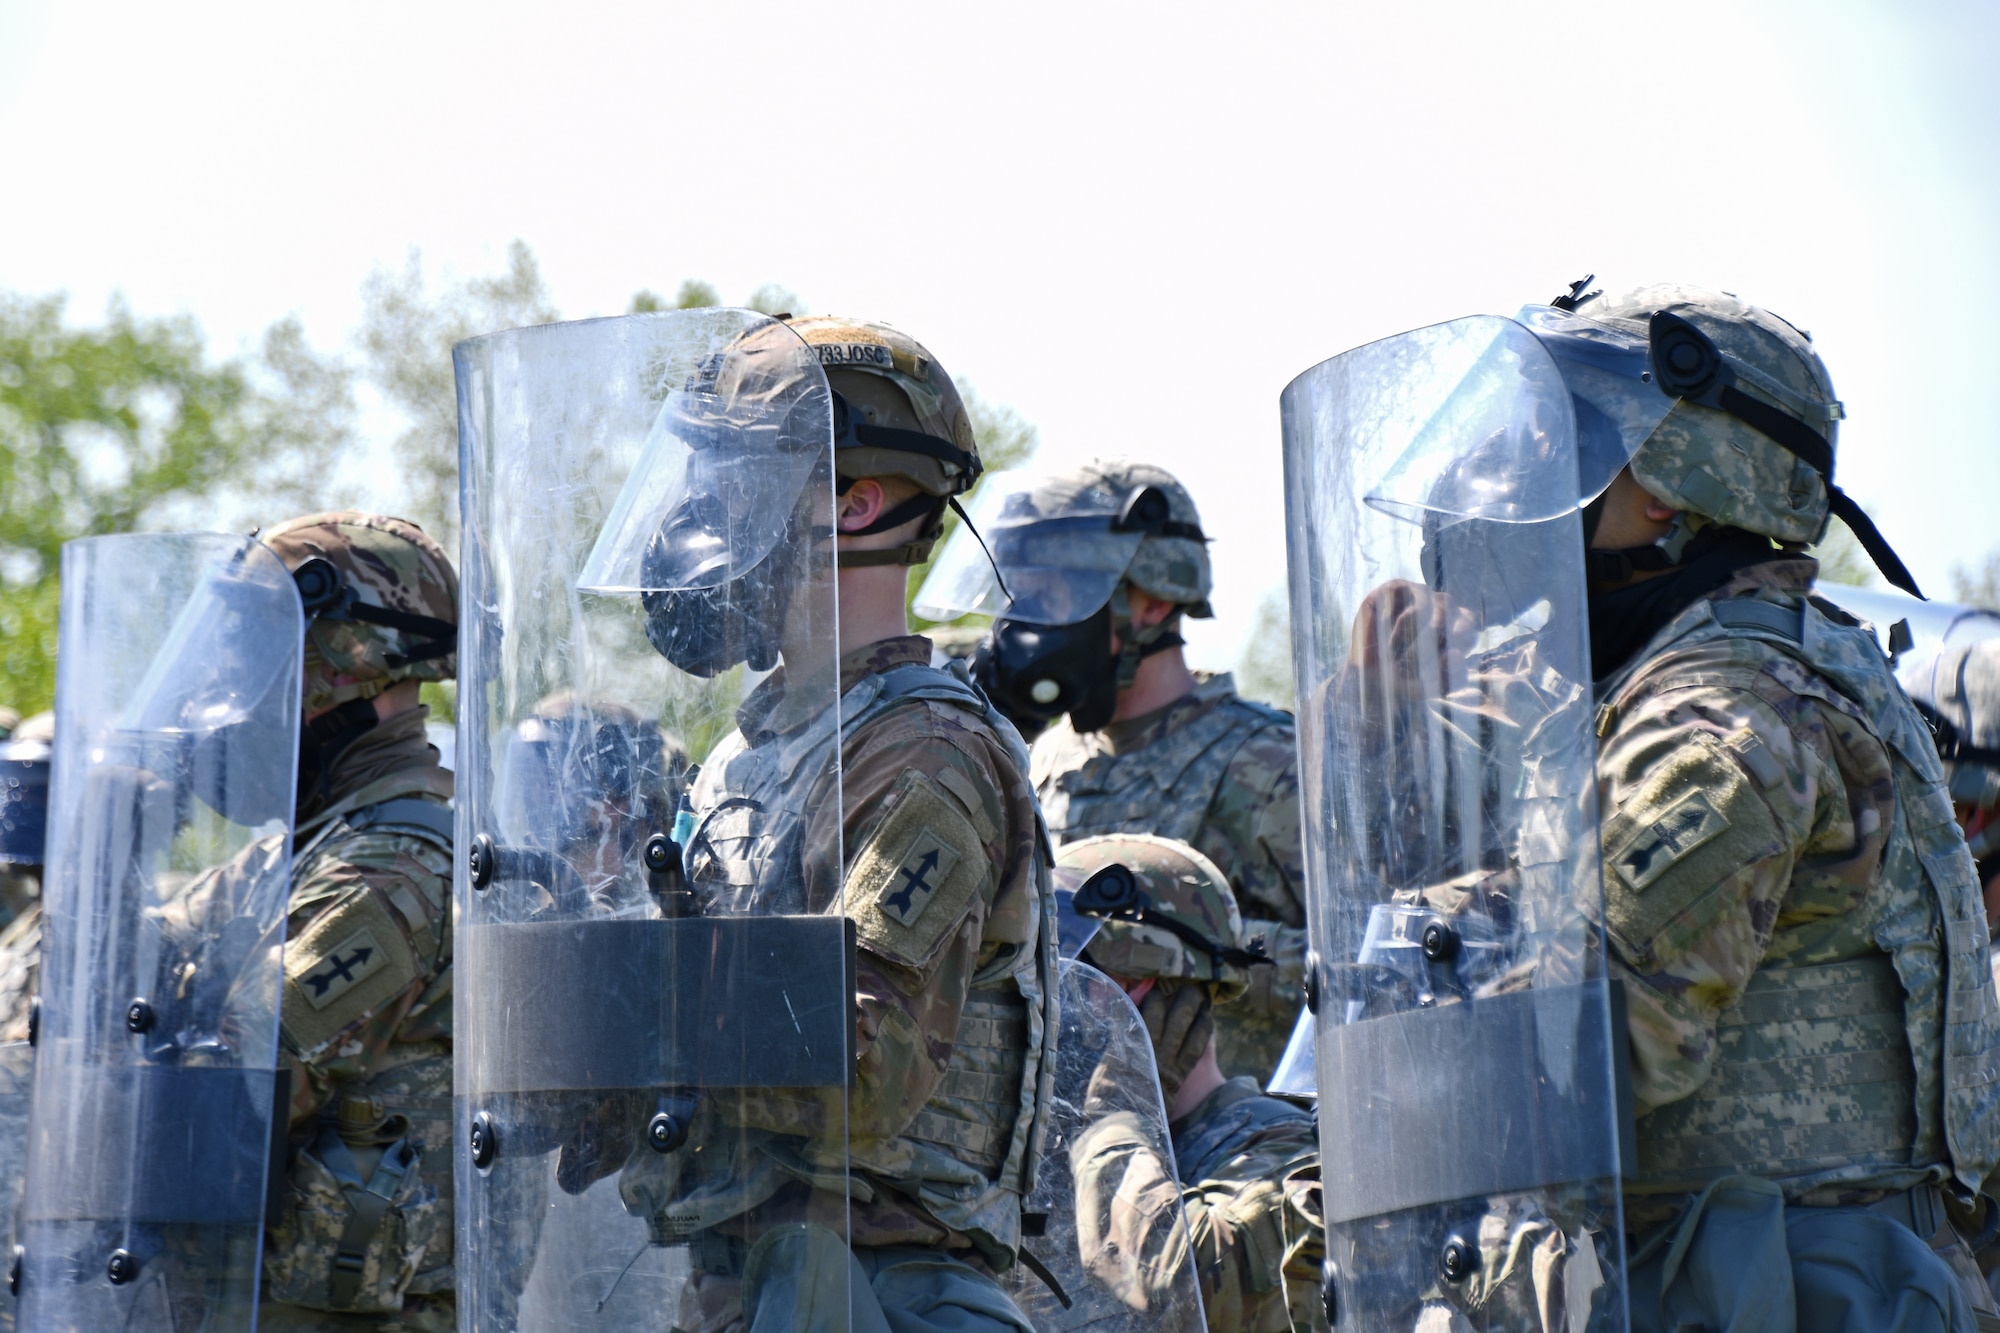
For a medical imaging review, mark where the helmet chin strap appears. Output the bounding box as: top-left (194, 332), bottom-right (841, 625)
top-left (1110, 586), bottom-right (1185, 690)
top-left (832, 479), bottom-right (948, 568)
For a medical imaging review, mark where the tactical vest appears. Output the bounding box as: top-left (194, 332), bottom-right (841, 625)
top-left (1171, 1077), bottom-right (1315, 1186)
top-left (1604, 594), bottom-right (2000, 1196)
top-left (270, 776), bottom-right (455, 1311)
top-left (686, 659), bottom-right (1059, 1258)
top-left (1035, 680), bottom-right (1292, 846)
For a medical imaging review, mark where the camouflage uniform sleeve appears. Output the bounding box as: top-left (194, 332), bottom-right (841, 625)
top-left (1597, 658), bottom-right (1831, 1116)
top-left (1203, 720), bottom-right (1308, 1074)
top-left (278, 824), bottom-right (453, 1128)
top-left (1177, 1113), bottom-right (1322, 1333)
top-left (733, 699), bottom-right (1040, 1143)
top-left (1069, 1112), bottom-right (1197, 1316)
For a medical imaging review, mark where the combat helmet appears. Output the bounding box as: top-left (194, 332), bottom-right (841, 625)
top-left (263, 511), bottom-right (458, 803)
top-left (264, 511), bottom-right (459, 713)
top-left (1909, 640), bottom-right (2000, 812)
top-left (784, 316), bottom-right (984, 567)
top-left (1059, 833), bottom-right (1268, 1001)
top-left (1558, 281), bottom-right (1919, 596)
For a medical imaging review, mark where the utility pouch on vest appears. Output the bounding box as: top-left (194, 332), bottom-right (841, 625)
top-left (264, 1094), bottom-right (445, 1313)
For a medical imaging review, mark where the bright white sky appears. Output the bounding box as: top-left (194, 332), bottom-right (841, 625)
top-left (2, 0), bottom-right (1995, 669)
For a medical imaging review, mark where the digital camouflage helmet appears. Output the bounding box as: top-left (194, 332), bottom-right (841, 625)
top-left (1544, 279), bottom-right (1920, 596)
top-left (1910, 640), bottom-right (2000, 812)
top-left (914, 459), bottom-right (1213, 735)
top-left (1058, 833), bottom-right (1266, 1001)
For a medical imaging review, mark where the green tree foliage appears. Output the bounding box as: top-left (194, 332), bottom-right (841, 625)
top-left (1235, 587), bottom-right (1296, 710)
top-left (746, 284), bottom-right (804, 317)
top-left (356, 240), bottom-right (558, 541)
top-left (0, 294), bottom-right (351, 713)
top-left (1953, 549), bottom-right (2000, 610)
top-left (1807, 515), bottom-right (1878, 588)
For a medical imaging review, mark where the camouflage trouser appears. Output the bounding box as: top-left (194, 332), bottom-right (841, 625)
top-left (1627, 1176), bottom-right (1986, 1333)
top-left (679, 1224), bottom-right (1036, 1333)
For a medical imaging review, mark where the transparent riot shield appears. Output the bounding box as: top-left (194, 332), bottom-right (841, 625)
top-left (1004, 958), bottom-right (1205, 1333)
top-left (19, 533), bottom-right (302, 1331)
top-left (1281, 318), bottom-right (1632, 1331)
top-left (455, 309), bottom-right (851, 1331)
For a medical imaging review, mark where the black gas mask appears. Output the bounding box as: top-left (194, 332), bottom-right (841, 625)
top-left (639, 491), bottom-right (807, 678)
top-left (971, 484), bottom-right (1199, 740)
top-left (974, 605), bottom-right (1119, 741)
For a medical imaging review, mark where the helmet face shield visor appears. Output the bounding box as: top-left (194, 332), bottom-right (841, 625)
top-left (579, 384), bottom-right (829, 596)
top-left (913, 470), bottom-right (1144, 625)
top-left (122, 547), bottom-right (302, 742)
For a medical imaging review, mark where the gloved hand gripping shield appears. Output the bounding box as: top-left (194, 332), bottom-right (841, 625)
top-left (1002, 959), bottom-right (1205, 1333)
top-left (19, 533), bottom-right (303, 1331)
top-left (1281, 318), bottom-right (1633, 1331)
top-left (454, 310), bottom-right (852, 1330)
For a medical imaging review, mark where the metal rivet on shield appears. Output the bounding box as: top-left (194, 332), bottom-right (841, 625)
top-left (124, 998), bottom-right (155, 1034)
top-left (106, 1248), bottom-right (140, 1285)
top-left (470, 1111), bottom-right (498, 1169)
top-left (1439, 1234), bottom-right (1478, 1284)
top-left (1420, 920), bottom-right (1459, 963)
top-left (643, 834), bottom-right (678, 875)
top-left (1030, 679), bottom-right (1061, 705)
top-left (646, 1111), bottom-right (688, 1154)
top-left (468, 833), bottom-right (496, 890)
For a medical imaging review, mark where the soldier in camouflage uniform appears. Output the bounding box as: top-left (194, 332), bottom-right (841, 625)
top-left (1059, 834), bottom-right (1325, 1332)
top-left (602, 316), bottom-right (1057, 1332)
top-left (1556, 285), bottom-right (2000, 1330)
top-left (0, 710), bottom-right (51, 1042)
top-left (254, 512), bottom-right (460, 1332)
top-left (925, 458), bottom-right (1306, 1080)
top-left (1908, 640), bottom-right (2000, 920)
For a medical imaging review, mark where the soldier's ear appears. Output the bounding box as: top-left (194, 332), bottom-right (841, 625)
top-left (836, 479), bottom-right (890, 534)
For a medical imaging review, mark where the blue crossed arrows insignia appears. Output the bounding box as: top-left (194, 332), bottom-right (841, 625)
top-left (882, 848), bottom-right (941, 921)
top-left (304, 945), bottom-right (375, 998)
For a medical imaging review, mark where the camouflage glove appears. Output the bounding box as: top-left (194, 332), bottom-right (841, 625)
top-left (1140, 982), bottom-right (1214, 1104)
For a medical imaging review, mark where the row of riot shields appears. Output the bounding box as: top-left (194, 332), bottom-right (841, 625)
top-left (3, 304), bottom-right (1652, 1333)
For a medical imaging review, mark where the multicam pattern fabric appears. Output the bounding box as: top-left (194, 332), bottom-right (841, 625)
top-left (1594, 560), bottom-right (2000, 1204)
top-left (1057, 833), bottom-right (1254, 999)
top-left (262, 711), bottom-right (457, 1327)
top-left (655, 636), bottom-right (1055, 1273)
top-left (262, 512), bottom-right (459, 714)
top-left (1071, 1077), bottom-right (1325, 1332)
top-left (1034, 673), bottom-right (1305, 1079)
top-left (0, 901), bottom-right (37, 1043)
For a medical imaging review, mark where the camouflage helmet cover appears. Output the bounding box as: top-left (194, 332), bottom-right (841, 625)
top-left (783, 315), bottom-right (981, 498)
top-left (263, 511), bottom-right (459, 713)
top-left (1572, 284), bottom-right (1839, 546)
top-left (1044, 457), bottom-right (1214, 616)
top-left (1909, 640), bottom-right (2000, 810)
top-left (1059, 833), bottom-right (1252, 1000)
